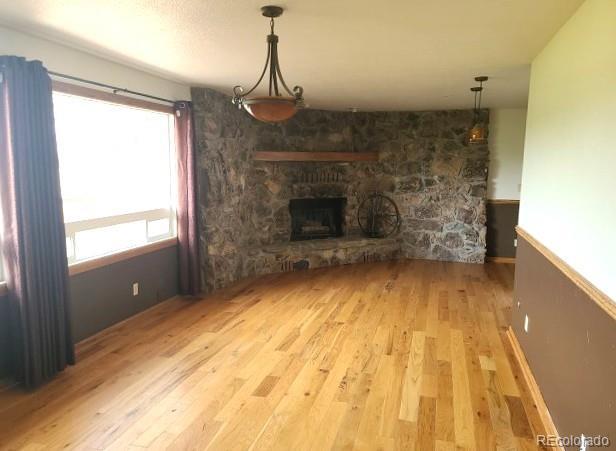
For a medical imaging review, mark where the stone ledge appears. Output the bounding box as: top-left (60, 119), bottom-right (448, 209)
top-left (245, 235), bottom-right (402, 255)
top-left (239, 235), bottom-right (403, 283)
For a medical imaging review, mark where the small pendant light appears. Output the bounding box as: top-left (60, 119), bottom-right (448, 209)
top-left (468, 76), bottom-right (488, 145)
top-left (232, 6), bottom-right (305, 123)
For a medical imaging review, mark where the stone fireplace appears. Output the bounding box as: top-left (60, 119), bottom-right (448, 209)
top-left (192, 87), bottom-right (489, 292)
top-left (289, 197), bottom-right (346, 241)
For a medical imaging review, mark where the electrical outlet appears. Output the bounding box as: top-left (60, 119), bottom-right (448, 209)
top-left (514, 238), bottom-right (518, 247)
top-left (132, 282), bottom-right (139, 296)
top-left (524, 314), bottom-right (529, 333)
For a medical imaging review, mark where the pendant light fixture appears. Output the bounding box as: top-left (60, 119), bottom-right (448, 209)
top-left (468, 76), bottom-right (488, 145)
top-left (232, 5), bottom-right (305, 123)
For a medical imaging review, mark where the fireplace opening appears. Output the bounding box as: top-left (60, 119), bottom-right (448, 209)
top-left (289, 198), bottom-right (346, 241)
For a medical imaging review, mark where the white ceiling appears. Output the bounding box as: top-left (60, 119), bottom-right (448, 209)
top-left (0, 0), bottom-right (583, 111)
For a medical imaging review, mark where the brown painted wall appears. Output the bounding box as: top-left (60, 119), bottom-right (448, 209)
top-left (486, 201), bottom-right (519, 258)
top-left (0, 245), bottom-right (178, 378)
top-left (69, 245), bottom-right (178, 342)
top-left (513, 235), bottom-right (616, 450)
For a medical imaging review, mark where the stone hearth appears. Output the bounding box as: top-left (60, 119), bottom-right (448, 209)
top-left (244, 236), bottom-right (401, 277)
top-left (193, 87), bottom-right (489, 292)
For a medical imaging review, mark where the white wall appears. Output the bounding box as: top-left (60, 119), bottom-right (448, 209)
top-left (488, 108), bottom-right (527, 200)
top-left (0, 25), bottom-right (190, 101)
top-left (519, 0), bottom-right (616, 301)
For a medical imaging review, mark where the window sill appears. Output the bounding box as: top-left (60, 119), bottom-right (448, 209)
top-left (69, 237), bottom-right (178, 276)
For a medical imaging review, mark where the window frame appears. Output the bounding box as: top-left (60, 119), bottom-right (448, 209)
top-left (52, 81), bottom-right (174, 115)
top-left (52, 81), bottom-right (178, 275)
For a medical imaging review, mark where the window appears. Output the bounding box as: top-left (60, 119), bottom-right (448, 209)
top-left (53, 90), bottom-right (177, 264)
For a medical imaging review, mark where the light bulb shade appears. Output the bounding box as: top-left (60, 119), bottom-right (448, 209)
top-left (468, 122), bottom-right (488, 144)
top-left (243, 96), bottom-right (298, 123)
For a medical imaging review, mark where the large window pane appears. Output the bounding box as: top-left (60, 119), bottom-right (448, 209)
top-left (74, 220), bottom-right (147, 261)
top-left (53, 92), bottom-right (177, 263)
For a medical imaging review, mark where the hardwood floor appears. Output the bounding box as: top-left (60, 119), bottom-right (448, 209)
top-left (0, 260), bottom-right (548, 450)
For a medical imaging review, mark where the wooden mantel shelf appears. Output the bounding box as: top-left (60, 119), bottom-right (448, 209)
top-left (253, 151), bottom-right (379, 162)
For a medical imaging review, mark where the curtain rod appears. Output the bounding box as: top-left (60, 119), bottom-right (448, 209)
top-left (48, 71), bottom-right (176, 104)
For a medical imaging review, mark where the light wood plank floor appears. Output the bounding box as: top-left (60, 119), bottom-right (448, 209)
top-left (0, 260), bottom-right (548, 450)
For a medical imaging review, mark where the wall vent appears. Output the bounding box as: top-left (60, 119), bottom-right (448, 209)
top-left (280, 260), bottom-right (293, 272)
top-left (295, 169), bottom-right (344, 184)
top-left (363, 251), bottom-right (378, 263)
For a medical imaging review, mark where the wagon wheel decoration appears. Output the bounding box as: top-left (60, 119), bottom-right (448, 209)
top-left (357, 193), bottom-right (401, 238)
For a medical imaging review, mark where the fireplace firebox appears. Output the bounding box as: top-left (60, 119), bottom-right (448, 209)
top-left (289, 198), bottom-right (346, 241)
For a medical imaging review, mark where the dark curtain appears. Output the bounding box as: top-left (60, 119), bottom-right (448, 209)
top-left (0, 56), bottom-right (74, 387)
top-left (174, 101), bottom-right (201, 296)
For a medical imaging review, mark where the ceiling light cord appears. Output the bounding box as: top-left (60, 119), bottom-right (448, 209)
top-left (470, 76), bottom-right (487, 121)
top-left (468, 76), bottom-right (488, 144)
top-left (477, 79), bottom-right (483, 114)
